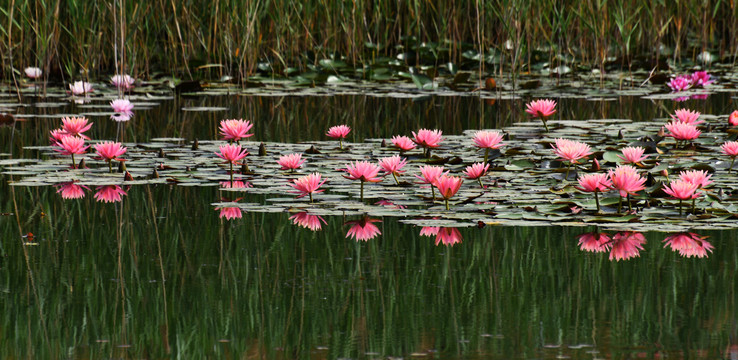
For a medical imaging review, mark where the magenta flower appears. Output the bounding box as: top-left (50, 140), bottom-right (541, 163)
top-left (415, 165), bottom-right (448, 201)
top-left (667, 75), bottom-right (693, 92)
top-left (61, 116), bottom-right (92, 139)
top-left (289, 212), bottom-right (327, 231)
top-left (327, 125), bottom-right (351, 149)
top-left (277, 153), bottom-right (305, 172)
top-left (664, 121), bottom-right (701, 145)
top-left (730, 111), bottom-right (738, 126)
top-left (679, 170), bottom-right (712, 189)
top-left (49, 129), bottom-right (67, 145)
top-left (343, 160), bottom-right (383, 201)
top-left (69, 81), bottom-right (93, 95)
top-left (345, 216), bottom-right (381, 242)
top-left (434, 175), bottom-right (463, 210)
top-left (111, 74), bottom-right (135, 90)
top-left (55, 182), bottom-right (90, 200)
top-left (217, 206), bottom-right (242, 220)
top-left (663, 232), bottom-right (713, 258)
top-left (671, 108), bottom-right (702, 125)
top-left (216, 144), bottom-right (249, 185)
top-left (609, 232), bottom-right (646, 261)
top-left (94, 141), bottom-right (127, 173)
top-left (575, 173), bottom-right (612, 212)
top-left (663, 179), bottom-right (701, 215)
top-left (54, 135), bottom-right (89, 168)
top-left (435, 227), bottom-right (462, 246)
top-left (411, 129), bottom-right (443, 157)
top-left (463, 162), bottom-right (489, 188)
top-left (94, 185), bottom-right (127, 203)
top-left (691, 71), bottom-right (712, 87)
top-left (289, 172), bottom-right (326, 202)
top-left (391, 135), bottom-right (416, 152)
top-left (618, 146), bottom-right (649, 165)
top-left (25, 67), bottom-right (42, 79)
top-left (577, 232), bottom-right (612, 253)
top-left (552, 138), bottom-right (593, 178)
top-left (473, 130), bottom-right (504, 163)
top-left (219, 119), bottom-right (254, 143)
top-left (722, 140), bottom-right (738, 173)
top-left (525, 99), bottom-right (556, 131)
top-left (377, 155), bottom-right (407, 184)
top-left (609, 165), bottom-right (646, 213)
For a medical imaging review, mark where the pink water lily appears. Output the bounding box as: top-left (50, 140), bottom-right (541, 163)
top-left (277, 153), bottom-right (305, 172)
top-left (289, 172), bottom-right (326, 202)
top-left (61, 116), bottom-right (92, 139)
top-left (110, 99), bottom-right (134, 113)
top-left (111, 74), bottom-right (135, 90)
top-left (377, 155), bottom-right (407, 184)
top-left (434, 175), bottom-right (463, 210)
top-left (691, 71), bottom-right (712, 87)
top-left (219, 119), bottom-right (254, 143)
top-left (525, 99), bottom-right (556, 131)
top-left (327, 124), bottom-right (351, 149)
top-left (391, 135), bottom-right (416, 152)
top-left (721, 141), bottom-right (738, 173)
top-left (667, 75), bottom-right (693, 92)
top-left (343, 160), bottom-right (383, 201)
top-left (54, 135), bottom-right (89, 168)
top-left (577, 232), bottom-right (612, 253)
top-left (55, 182), bottom-right (90, 200)
top-left (463, 162), bottom-right (489, 187)
top-left (415, 165), bottom-right (448, 201)
top-left (609, 165), bottom-right (646, 213)
top-left (729, 111), bottom-right (738, 126)
top-left (412, 128), bottom-right (443, 157)
top-left (671, 108), bottom-right (702, 125)
top-left (69, 81), bottom-right (93, 95)
top-left (216, 144), bottom-right (249, 185)
top-left (663, 179), bottom-right (700, 215)
top-left (664, 121), bottom-right (701, 145)
top-left (25, 67), bottom-right (42, 79)
top-left (435, 227), bottom-right (462, 246)
top-left (618, 146), bottom-right (649, 165)
top-left (217, 206), bottom-right (242, 220)
top-left (609, 232), bottom-right (646, 261)
top-left (94, 185), bottom-right (127, 203)
top-left (575, 173), bottom-right (611, 212)
top-left (94, 141), bottom-right (127, 172)
top-left (473, 130), bottom-right (504, 163)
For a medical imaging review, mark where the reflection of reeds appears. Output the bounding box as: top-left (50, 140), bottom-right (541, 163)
top-left (0, 1), bottom-right (734, 80)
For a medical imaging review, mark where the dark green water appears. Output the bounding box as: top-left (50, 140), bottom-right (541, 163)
top-left (1, 89), bottom-right (737, 358)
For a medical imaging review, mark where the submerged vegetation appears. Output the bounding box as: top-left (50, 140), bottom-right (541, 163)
top-left (1, 0), bottom-right (738, 82)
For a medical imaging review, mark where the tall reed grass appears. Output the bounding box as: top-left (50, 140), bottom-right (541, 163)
top-left (0, 0), bottom-right (736, 81)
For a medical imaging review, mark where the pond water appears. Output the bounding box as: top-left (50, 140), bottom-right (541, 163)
top-left (1, 79), bottom-right (737, 358)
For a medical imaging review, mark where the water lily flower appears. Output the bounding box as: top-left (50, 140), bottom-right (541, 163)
top-left (721, 141), bottom-right (738, 173)
top-left (618, 146), bottom-right (649, 165)
top-left (415, 165), bottom-right (448, 201)
top-left (377, 155), bottom-right (407, 184)
top-left (412, 128), bottom-right (443, 157)
top-left (663, 232), bottom-right (713, 258)
top-left (110, 99), bottom-right (134, 113)
top-left (219, 119), bottom-right (254, 143)
top-left (577, 232), bottom-right (612, 253)
top-left (54, 135), bottom-right (89, 168)
top-left (473, 130), bottom-right (504, 163)
top-left (435, 227), bottom-right (462, 246)
top-left (55, 182), bottom-right (90, 200)
top-left (289, 212), bottom-right (326, 231)
top-left (609, 165), bottom-right (646, 213)
top-left (679, 169), bottom-right (713, 189)
top-left (345, 216), bottom-right (381, 241)
top-left (326, 124), bottom-right (351, 149)
top-left (667, 75), bottom-right (693, 91)
top-left (277, 153), bottom-right (305, 172)
top-left (671, 108), bottom-right (702, 125)
top-left (343, 160), bottom-right (383, 201)
top-left (49, 129), bottom-right (68, 145)
top-left (691, 71), bottom-right (712, 87)
top-left (729, 111), bottom-right (738, 126)
top-left (111, 74), bottom-right (135, 90)
top-left (663, 179), bottom-right (701, 215)
top-left (575, 173), bottom-right (612, 213)
top-left (463, 162), bottom-right (489, 187)
top-left (24, 67), bottom-right (42, 79)
top-left (69, 81), bottom-right (93, 95)
top-left (94, 185), bottom-right (127, 203)
top-left (215, 144), bottom-right (249, 185)
top-left (61, 116), bottom-right (92, 139)
top-left (664, 121), bottom-right (701, 146)
top-left (434, 175), bottom-right (463, 210)
top-left (391, 135), bottom-right (417, 152)
top-left (525, 99), bottom-right (556, 131)
top-left (609, 232), bottom-right (646, 261)
top-left (94, 141), bottom-right (127, 173)
top-left (552, 138), bottom-right (593, 178)
top-left (289, 172), bottom-right (326, 202)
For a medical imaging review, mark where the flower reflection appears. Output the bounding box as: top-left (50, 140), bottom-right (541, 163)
top-left (217, 206), bottom-right (242, 220)
top-left (375, 199), bottom-right (406, 209)
top-left (111, 111), bottom-right (134, 122)
top-left (219, 180), bottom-right (253, 189)
top-left (55, 182), bottom-right (90, 199)
top-left (419, 226), bottom-right (440, 237)
top-left (663, 232), bottom-right (713, 258)
top-left (610, 231), bottom-right (646, 261)
top-left (435, 227), bottom-right (462, 246)
top-left (345, 216), bottom-right (381, 241)
top-left (577, 232), bottom-right (612, 253)
top-left (93, 185), bottom-right (128, 203)
top-left (289, 212), bottom-right (326, 231)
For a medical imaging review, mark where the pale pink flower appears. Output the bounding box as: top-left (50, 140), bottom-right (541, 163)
top-left (377, 156), bottom-right (407, 184)
top-left (326, 124), bottom-right (351, 139)
top-left (411, 129), bottom-right (443, 149)
top-left (277, 153), bottom-right (305, 171)
top-left (435, 227), bottom-right (462, 246)
top-left (219, 119), bottom-right (254, 142)
top-left (472, 130), bottom-right (504, 149)
top-left (609, 165), bottom-right (646, 198)
top-left (391, 135), bottom-right (416, 151)
top-left (94, 185), bottom-right (128, 203)
top-left (575, 173), bottom-right (611, 193)
top-left (662, 179), bottom-right (701, 200)
top-left (577, 232), bottom-right (612, 253)
top-left (678, 170), bottom-right (712, 189)
top-left (111, 74), bottom-right (135, 90)
top-left (61, 116), bottom-right (92, 139)
top-left (49, 129), bottom-right (67, 145)
top-left (94, 141), bottom-right (127, 162)
top-left (289, 173), bottom-right (326, 201)
top-left (415, 165), bottom-right (447, 186)
top-left (691, 71), bottom-right (712, 87)
top-left (552, 138), bottom-right (593, 164)
top-left (671, 108), bottom-right (702, 125)
top-left (663, 232), bottom-right (713, 258)
top-left (215, 144), bottom-right (249, 164)
top-left (69, 81), bottom-right (93, 95)
top-left (463, 162), bottom-right (489, 180)
top-left (217, 207), bottom-right (242, 220)
top-left (667, 75), bottom-right (693, 91)
top-left (289, 212), bottom-right (326, 231)
top-left (609, 232), bottom-right (646, 261)
top-left (54, 136), bottom-right (88, 156)
top-left (345, 217), bottom-right (381, 241)
top-left (24, 67), bottom-right (42, 79)
top-left (618, 146), bottom-right (649, 164)
top-left (664, 121), bottom-right (701, 141)
top-left (55, 182), bottom-right (89, 199)
top-left (730, 111), bottom-right (738, 126)
top-left (525, 99), bottom-right (557, 118)
top-left (722, 141), bottom-right (738, 172)
top-left (110, 99), bottom-right (134, 113)
top-left (343, 160), bottom-right (383, 183)
top-left (435, 175), bottom-right (463, 210)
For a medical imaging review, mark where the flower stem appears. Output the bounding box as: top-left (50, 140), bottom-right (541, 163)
top-left (309, 192), bottom-right (313, 203)
top-left (229, 162), bottom-right (234, 186)
top-left (108, 161), bottom-right (112, 173)
top-left (339, 139), bottom-right (343, 150)
top-left (477, 178), bottom-right (483, 188)
top-left (595, 190), bottom-right (600, 213)
top-left (617, 196), bottom-right (622, 214)
top-left (730, 157), bottom-right (735, 174)
top-left (565, 163), bottom-right (571, 180)
top-left (541, 117), bottom-right (550, 132)
top-left (360, 181), bottom-right (364, 202)
top-left (484, 148), bottom-right (489, 164)
top-left (679, 199), bottom-right (683, 216)
top-left (431, 186), bottom-right (436, 202)
top-left (627, 194), bottom-right (632, 212)
top-left (445, 198), bottom-right (450, 211)
top-left (71, 153), bottom-right (76, 169)
top-left (392, 173), bottom-right (399, 185)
